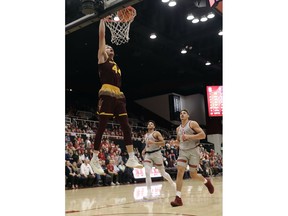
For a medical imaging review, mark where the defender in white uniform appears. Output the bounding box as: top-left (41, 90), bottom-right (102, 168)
top-left (170, 109), bottom-right (214, 207)
top-left (142, 120), bottom-right (176, 200)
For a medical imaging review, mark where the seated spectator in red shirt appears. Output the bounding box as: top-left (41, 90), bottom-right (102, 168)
top-left (106, 160), bottom-right (119, 185)
top-left (98, 149), bottom-right (106, 161)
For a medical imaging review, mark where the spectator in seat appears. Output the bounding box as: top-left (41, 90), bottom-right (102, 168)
top-left (99, 159), bottom-right (112, 186)
top-left (71, 161), bottom-right (81, 185)
top-left (65, 149), bottom-right (74, 163)
top-left (106, 159), bottom-right (120, 185)
top-left (65, 160), bottom-right (79, 189)
top-left (80, 159), bottom-right (97, 187)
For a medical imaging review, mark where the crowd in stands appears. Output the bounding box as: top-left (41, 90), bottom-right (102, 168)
top-left (65, 115), bottom-right (223, 190)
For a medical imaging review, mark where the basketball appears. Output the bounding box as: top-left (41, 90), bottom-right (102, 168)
top-left (117, 6), bottom-right (136, 22)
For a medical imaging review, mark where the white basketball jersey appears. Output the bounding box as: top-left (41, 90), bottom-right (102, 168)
top-left (178, 120), bottom-right (199, 150)
top-left (144, 131), bottom-right (159, 151)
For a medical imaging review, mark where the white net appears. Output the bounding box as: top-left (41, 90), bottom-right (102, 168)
top-left (104, 6), bottom-right (136, 45)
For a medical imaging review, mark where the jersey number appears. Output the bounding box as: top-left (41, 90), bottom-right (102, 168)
top-left (112, 64), bottom-right (121, 75)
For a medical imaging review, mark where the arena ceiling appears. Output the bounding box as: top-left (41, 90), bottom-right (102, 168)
top-left (65, 0), bottom-right (223, 103)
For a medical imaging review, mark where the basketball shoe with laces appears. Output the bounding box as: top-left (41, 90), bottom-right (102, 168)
top-left (90, 156), bottom-right (105, 175)
top-left (204, 178), bottom-right (214, 194)
top-left (170, 196), bottom-right (183, 207)
top-left (125, 156), bottom-right (143, 169)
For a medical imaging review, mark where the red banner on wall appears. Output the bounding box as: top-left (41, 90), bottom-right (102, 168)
top-left (206, 86), bottom-right (223, 117)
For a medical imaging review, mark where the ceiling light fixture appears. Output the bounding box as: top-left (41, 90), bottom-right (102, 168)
top-left (200, 16), bottom-right (208, 22)
top-left (150, 33), bottom-right (157, 39)
top-left (168, 0), bottom-right (177, 7)
top-left (192, 18), bottom-right (199, 24)
top-left (161, 0), bottom-right (170, 3)
top-left (186, 14), bottom-right (194, 20)
top-left (80, 0), bottom-right (97, 15)
top-left (205, 61), bottom-right (211, 66)
top-left (207, 12), bottom-right (215, 19)
top-left (181, 49), bottom-right (187, 54)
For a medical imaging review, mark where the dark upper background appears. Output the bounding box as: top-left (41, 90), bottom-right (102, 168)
top-left (65, 0), bottom-right (222, 130)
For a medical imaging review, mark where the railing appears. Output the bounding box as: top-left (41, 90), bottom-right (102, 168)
top-left (65, 115), bottom-right (171, 139)
top-left (75, 110), bottom-right (93, 120)
top-left (65, 116), bottom-right (71, 124)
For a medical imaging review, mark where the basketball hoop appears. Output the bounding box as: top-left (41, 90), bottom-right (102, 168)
top-left (104, 6), bottom-right (136, 45)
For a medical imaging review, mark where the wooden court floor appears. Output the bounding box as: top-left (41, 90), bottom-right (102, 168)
top-left (65, 176), bottom-right (222, 216)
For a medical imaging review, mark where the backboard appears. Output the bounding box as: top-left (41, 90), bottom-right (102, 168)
top-left (66, 0), bottom-right (143, 35)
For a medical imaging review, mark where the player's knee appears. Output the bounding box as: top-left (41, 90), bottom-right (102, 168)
top-left (177, 166), bottom-right (186, 175)
top-left (189, 170), bottom-right (198, 177)
top-left (188, 164), bottom-right (198, 173)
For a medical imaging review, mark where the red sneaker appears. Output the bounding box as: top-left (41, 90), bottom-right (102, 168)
top-left (170, 196), bottom-right (183, 207)
top-left (204, 178), bottom-right (214, 194)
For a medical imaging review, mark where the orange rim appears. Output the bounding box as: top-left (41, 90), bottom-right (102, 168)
top-left (103, 6), bottom-right (136, 23)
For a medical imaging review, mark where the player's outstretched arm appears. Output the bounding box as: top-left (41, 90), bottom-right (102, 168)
top-left (98, 19), bottom-right (108, 64)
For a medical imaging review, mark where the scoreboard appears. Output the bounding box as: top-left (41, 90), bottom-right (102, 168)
top-left (206, 86), bottom-right (223, 117)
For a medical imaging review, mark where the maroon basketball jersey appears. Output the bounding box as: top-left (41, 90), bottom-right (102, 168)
top-left (98, 57), bottom-right (122, 88)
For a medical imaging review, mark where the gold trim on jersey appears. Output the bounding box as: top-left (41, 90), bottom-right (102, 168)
top-left (99, 84), bottom-right (125, 98)
top-left (97, 111), bottom-right (114, 116)
top-left (96, 111), bottom-right (127, 117)
top-left (119, 113), bottom-right (128, 116)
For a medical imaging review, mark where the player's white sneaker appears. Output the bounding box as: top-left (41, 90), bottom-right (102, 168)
top-left (126, 156), bottom-right (143, 169)
top-left (90, 156), bottom-right (105, 175)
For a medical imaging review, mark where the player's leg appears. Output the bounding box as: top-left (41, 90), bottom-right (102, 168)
top-left (189, 148), bottom-right (214, 194)
top-left (94, 114), bottom-right (110, 150)
top-left (91, 114), bottom-right (110, 174)
top-left (170, 150), bottom-right (187, 207)
top-left (91, 96), bottom-right (112, 174)
top-left (143, 158), bottom-right (153, 200)
top-left (158, 167), bottom-right (176, 189)
top-left (153, 152), bottom-right (176, 190)
top-left (116, 98), bottom-right (143, 168)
